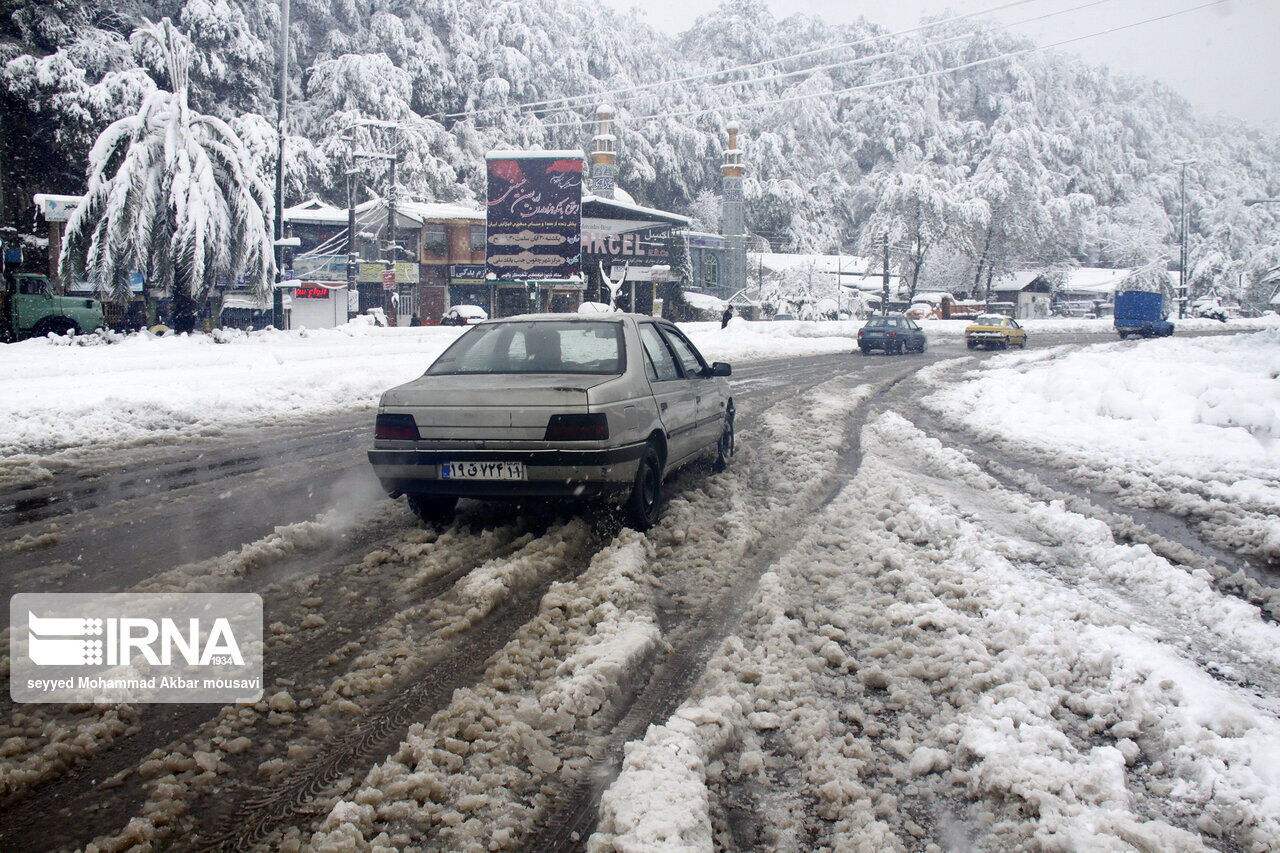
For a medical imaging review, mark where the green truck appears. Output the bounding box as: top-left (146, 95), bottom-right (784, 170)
top-left (1, 272), bottom-right (104, 342)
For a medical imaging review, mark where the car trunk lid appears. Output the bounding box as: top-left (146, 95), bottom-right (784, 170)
top-left (381, 374), bottom-right (607, 440)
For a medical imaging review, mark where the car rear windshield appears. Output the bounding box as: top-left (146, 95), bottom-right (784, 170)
top-left (974, 315), bottom-right (1005, 325)
top-left (427, 321), bottom-right (625, 375)
top-left (863, 316), bottom-right (903, 328)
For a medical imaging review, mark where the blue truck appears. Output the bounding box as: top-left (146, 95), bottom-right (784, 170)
top-left (1114, 290), bottom-right (1174, 339)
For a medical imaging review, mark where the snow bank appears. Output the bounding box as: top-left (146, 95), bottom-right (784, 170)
top-left (0, 324), bottom-right (466, 459)
top-left (924, 329), bottom-right (1280, 559)
top-left (591, 409), bottom-right (1280, 851)
top-left (591, 697), bottom-right (742, 853)
top-left (7, 315), bottom-right (1272, 467)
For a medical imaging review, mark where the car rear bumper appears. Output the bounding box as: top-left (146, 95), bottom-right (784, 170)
top-left (367, 442), bottom-right (648, 498)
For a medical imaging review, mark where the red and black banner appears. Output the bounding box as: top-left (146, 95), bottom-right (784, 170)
top-left (486, 153), bottom-right (583, 280)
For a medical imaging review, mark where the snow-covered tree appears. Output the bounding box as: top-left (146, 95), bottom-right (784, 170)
top-left (857, 166), bottom-right (976, 303)
top-left (60, 17), bottom-right (274, 332)
top-left (5, 0), bottom-right (1279, 303)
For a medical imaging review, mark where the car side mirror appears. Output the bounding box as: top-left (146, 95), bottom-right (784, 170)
top-left (706, 362), bottom-right (731, 377)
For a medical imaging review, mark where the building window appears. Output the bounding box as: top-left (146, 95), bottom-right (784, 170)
top-left (470, 225), bottom-right (485, 252)
top-left (423, 224), bottom-right (446, 254)
top-left (701, 254), bottom-right (719, 290)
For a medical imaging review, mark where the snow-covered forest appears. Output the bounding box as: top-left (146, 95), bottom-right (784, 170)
top-left (3, 0), bottom-right (1279, 305)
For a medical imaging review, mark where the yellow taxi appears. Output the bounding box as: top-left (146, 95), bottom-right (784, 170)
top-left (965, 314), bottom-right (1028, 350)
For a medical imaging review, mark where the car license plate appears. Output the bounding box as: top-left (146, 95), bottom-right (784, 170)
top-left (441, 461), bottom-right (526, 480)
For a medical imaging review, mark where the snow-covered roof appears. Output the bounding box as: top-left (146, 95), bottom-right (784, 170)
top-left (991, 270), bottom-right (1045, 292)
top-left (1059, 268), bottom-right (1134, 295)
top-left (285, 197), bottom-right (483, 226)
top-left (752, 252), bottom-right (901, 293)
top-left (751, 252), bottom-right (895, 277)
top-left (283, 198), bottom-right (350, 224)
top-left (486, 149), bottom-right (584, 160)
top-left (221, 294), bottom-right (270, 310)
top-left (583, 193), bottom-right (691, 226)
top-left (684, 290), bottom-right (728, 311)
top-left (33, 193), bottom-right (83, 223)
top-left (396, 199), bottom-right (485, 223)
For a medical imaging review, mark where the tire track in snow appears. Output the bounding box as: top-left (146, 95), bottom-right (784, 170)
top-left (903, 374), bottom-right (1280, 623)
top-left (525, 364), bottom-right (922, 852)
top-left (189, 520), bottom-right (604, 852)
top-left (0, 509), bottom-right (540, 852)
top-left (0, 351), bottom-right (912, 852)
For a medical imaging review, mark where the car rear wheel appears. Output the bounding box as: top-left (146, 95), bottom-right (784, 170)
top-left (859, 345), bottom-right (870, 355)
top-left (625, 445), bottom-right (663, 531)
top-left (406, 494), bottom-right (458, 524)
top-left (712, 407), bottom-right (735, 473)
top-left (917, 338), bottom-right (927, 353)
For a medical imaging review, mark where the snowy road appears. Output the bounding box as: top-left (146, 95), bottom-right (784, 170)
top-left (2, 328), bottom-right (1278, 852)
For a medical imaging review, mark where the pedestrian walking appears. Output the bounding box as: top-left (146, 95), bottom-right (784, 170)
top-left (721, 306), bottom-right (733, 328)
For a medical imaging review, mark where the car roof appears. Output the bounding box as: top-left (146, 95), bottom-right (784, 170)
top-left (479, 312), bottom-right (632, 324)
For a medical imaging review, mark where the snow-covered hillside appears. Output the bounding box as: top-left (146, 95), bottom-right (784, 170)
top-left (4, 0), bottom-right (1279, 305)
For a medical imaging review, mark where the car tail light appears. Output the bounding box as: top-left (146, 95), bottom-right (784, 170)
top-left (887, 331), bottom-right (897, 338)
top-left (375, 413), bottom-right (420, 441)
top-left (857, 330), bottom-right (864, 338)
top-left (545, 413), bottom-right (609, 441)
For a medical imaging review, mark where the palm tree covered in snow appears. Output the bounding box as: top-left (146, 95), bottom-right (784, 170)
top-left (60, 18), bottom-right (273, 333)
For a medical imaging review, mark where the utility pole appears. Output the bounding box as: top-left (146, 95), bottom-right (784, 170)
top-left (272, 0), bottom-right (290, 329)
top-left (346, 160), bottom-right (357, 307)
top-left (1179, 162), bottom-right (1187, 319)
top-left (1173, 158), bottom-right (1195, 320)
top-left (385, 155), bottom-right (397, 269)
top-left (836, 252), bottom-right (842, 317)
top-left (385, 154), bottom-right (398, 325)
top-left (881, 233), bottom-right (890, 314)
top-left (343, 119), bottom-right (397, 317)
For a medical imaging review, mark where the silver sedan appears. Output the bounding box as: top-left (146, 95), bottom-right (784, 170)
top-left (367, 314), bottom-right (734, 529)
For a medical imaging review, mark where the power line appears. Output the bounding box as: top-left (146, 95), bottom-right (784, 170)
top-left (527, 0), bottom-right (1119, 121)
top-left (433, 0), bottom-right (1052, 122)
top-left (536, 0), bottom-right (1226, 130)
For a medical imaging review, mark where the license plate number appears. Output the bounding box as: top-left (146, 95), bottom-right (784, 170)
top-left (441, 461), bottom-right (526, 480)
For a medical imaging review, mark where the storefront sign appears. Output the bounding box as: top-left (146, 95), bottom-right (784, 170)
top-left (582, 223), bottom-right (672, 262)
top-left (486, 151), bottom-right (583, 280)
top-left (292, 254), bottom-right (348, 283)
top-left (358, 262), bottom-right (418, 284)
top-left (382, 269), bottom-right (396, 290)
top-left (449, 264), bottom-right (486, 285)
top-left (294, 285), bottom-right (331, 299)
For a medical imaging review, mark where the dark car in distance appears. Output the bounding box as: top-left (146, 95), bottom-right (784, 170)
top-left (857, 313), bottom-right (927, 354)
